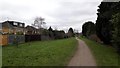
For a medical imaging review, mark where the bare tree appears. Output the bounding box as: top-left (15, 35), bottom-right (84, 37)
top-left (32, 17), bottom-right (46, 29)
top-left (32, 17), bottom-right (46, 34)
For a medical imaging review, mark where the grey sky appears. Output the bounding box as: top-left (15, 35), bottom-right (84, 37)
top-left (0, 0), bottom-right (103, 32)
top-left (103, 0), bottom-right (120, 2)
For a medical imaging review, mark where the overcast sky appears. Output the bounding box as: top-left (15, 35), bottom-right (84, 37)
top-left (0, 0), bottom-right (103, 32)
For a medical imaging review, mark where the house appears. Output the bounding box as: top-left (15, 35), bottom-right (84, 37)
top-left (25, 26), bottom-right (39, 35)
top-left (25, 26), bottom-right (52, 41)
top-left (0, 21), bottom-right (25, 46)
top-left (25, 25), bottom-right (48, 35)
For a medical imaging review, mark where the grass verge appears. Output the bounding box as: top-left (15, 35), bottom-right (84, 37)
top-left (0, 46), bottom-right (2, 68)
top-left (79, 36), bottom-right (119, 66)
top-left (2, 38), bottom-right (77, 66)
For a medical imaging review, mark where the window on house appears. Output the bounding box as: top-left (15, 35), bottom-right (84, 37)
top-left (20, 24), bottom-right (23, 27)
top-left (13, 22), bottom-right (18, 25)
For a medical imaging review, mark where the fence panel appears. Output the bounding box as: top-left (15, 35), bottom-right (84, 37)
top-left (41, 35), bottom-right (50, 41)
top-left (25, 35), bottom-right (41, 42)
top-left (8, 35), bottom-right (25, 45)
top-left (0, 35), bottom-right (8, 46)
top-left (17, 35), bottom-right (25, 43)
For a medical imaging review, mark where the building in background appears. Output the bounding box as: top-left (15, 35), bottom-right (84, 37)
top-left (0, 21), bottom-right (25, 46)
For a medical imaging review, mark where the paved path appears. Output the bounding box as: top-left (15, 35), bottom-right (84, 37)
top-left (68, 37), bottom-right (96, 66)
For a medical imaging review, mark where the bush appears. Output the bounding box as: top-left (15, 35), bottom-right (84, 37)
top-left (82, 21), bottom-right (95, 37)
top-left (111, 13), bottom-right (120, 54)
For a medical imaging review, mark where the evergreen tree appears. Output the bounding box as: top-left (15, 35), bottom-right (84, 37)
top-left (68, 28), bottom-right (74, 37)
top-left (48, 26), bottom-right (53, 31)
top-left (96, 2), bottom-right (120, 44)
top-left (48, 26), bottom-right (54, 39)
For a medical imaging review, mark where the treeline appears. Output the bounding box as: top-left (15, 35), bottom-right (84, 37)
top-left (48, 27), bottom-right (75, 39)
top-left (21, 26), bottom-right (75, 43)
top-left (25, 26), bottom-right (75, 42)
top-left (82, 1), bottom-right (120, 54)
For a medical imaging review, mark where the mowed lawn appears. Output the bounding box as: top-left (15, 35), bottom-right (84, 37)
top-left (79, 36), bottom-right (119, 66)
top-left (2, 38), bottom-right (77, 66)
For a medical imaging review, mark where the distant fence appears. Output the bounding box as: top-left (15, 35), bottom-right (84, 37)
top-left (25, 35), bottom-right (51, 42)
top-left (8, 35), bottom-right (25, 45)
top-left (7, 35), bottom-right (50, 45)
top-left (7, 34), bottom-right (64, 45)
top-left (25, 35), bottom-right (41, 42)
top-left (2, 34), bottom-right (66, 46)
top-left (41, 35), bottom-right (50, 41)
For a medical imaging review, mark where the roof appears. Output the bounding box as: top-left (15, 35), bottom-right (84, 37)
top-left (2, 21), bottom-right (25, 28)
top-left (26, 26), bottom-right (36, 29)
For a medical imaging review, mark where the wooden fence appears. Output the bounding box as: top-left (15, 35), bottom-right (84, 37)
top-left (0, 35), bottom-right (8, 46)
top-left (0, 35), bottom-right (25, 46)
top-left (8, 35), bottom-right (25, 45)
top-left (25, 35), bottom-right (41, 42)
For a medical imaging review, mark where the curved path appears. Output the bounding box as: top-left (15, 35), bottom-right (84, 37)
top-left (68, 37), bottom-right (96, 66)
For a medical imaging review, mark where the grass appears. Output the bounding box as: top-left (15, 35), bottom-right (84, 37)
top-left (0, 46), bottom-right (2, 67)
top-left (79, 36), bottom-right (119, 66)
top-left (2, 38), bottom-right (77, 66)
